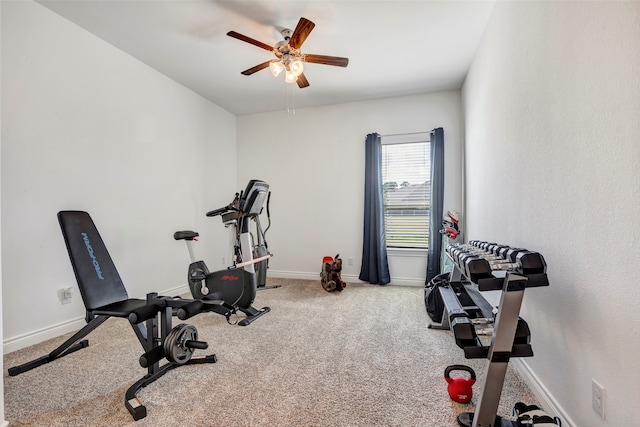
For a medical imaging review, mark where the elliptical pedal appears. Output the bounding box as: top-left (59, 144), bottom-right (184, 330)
top-left (237, 306), bottom-right (271, 326)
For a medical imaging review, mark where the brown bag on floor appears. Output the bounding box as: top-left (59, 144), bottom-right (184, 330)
top-left (320, 254), bottom-right (347, 292)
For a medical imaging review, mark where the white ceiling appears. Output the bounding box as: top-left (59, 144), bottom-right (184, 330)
top-left (36, 0), bottom-right (496, 116)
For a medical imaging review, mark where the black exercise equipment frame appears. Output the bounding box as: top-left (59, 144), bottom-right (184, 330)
top-left (8, 211), bottom-right (221, 421)
top-left (429, 240), bottom-right (549, 427)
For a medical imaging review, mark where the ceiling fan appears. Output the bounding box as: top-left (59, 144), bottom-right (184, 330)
top-left (227, 17), bottom-right (349, 88)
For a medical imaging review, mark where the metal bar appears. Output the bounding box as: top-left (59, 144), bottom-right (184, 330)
top-left (472, 273), bottom-right (527, 427)
top-left (48, 316), bottom-right (108, 360)
top-left (380, 131), bottom-right (430, 137)
top-left (234, 253), bottom-right (272, 268)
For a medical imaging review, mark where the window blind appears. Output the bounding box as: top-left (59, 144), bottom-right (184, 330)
top-left (381, 134), bottom-right (431, 249)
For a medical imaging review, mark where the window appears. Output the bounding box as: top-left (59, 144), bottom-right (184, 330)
top-left (381, 133), bottom-right (430, 249)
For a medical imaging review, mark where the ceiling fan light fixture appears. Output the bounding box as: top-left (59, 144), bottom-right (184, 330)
top-left (290, 59), bottom-right (304, 76)
top-left (269, 60), bottom-right (285, 77)
top-left (285, 69), bottom-right (298, 83)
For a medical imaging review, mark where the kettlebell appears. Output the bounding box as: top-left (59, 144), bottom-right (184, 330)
top-left (444, 365), bottom-right (476, 403)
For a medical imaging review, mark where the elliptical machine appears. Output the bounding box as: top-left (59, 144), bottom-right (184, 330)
top-left (174, 180), bottom-right (272, 326)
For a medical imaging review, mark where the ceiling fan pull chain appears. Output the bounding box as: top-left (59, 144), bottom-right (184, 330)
top-left (292, 85), bottom-right (296, 114)
top-left (286, 84), bottom-right (296, 115)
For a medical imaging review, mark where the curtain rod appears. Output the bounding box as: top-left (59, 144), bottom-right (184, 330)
top-left (380, 131), bottom-right (429, 137)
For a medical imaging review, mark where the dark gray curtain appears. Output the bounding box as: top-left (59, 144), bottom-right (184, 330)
top-left (426, 127), bottom-right (445, 284)
top-left (359, 133), bottom-right (391, 285)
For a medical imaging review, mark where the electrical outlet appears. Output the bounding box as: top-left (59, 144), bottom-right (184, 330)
top-left (221, 257), bottom-right (225, 265)
top-left (592, 379), bottom-right (605, 419)
top-left (59, 287), bottom-right (73, 305)
top-left (347, 257), bottom-right (354, 266)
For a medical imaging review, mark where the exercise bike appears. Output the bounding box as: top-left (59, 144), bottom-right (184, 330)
top-left (174, 180), bottom-right (272, 326)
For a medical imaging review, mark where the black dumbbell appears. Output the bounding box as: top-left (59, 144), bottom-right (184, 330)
top-left (516, 252), bottom-right (547, 274)
top-left (506, 248), bottom-right (527, 262)
top-left (464, 257), bottom-right (493, 282)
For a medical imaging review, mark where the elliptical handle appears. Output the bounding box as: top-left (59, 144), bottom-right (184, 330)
top-left (206, 206), bottom-right (229, 217)
top-left (266, 191), bottom-right (271, 217)
top-left (264, 191), bottom-right (272, 234)
top-left (206, 192), bottom-right (242, 217)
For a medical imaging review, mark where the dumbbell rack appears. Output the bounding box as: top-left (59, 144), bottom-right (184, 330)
top-left (430, 240), bottom-right (549, 427)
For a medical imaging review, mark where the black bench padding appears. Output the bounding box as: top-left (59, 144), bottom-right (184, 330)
top-left (58, 210), bottom-right (129, 310)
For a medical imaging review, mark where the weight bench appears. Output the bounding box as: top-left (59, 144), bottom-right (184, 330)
top-left (8, 210), bottom-right (224, 420)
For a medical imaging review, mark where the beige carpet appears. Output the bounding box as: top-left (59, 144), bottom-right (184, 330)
top-left (4, 279), bottom-right (539, 426)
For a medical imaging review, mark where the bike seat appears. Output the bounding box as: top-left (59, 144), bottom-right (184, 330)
top-left (173, 230), bottom-right (199, 241)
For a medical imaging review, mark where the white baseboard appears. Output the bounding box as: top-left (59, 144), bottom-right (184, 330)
top-left (3, 316), bottom-right (87, 355)
top-left (3, 284), bottom-right (190, 355)
top-left (162, 284), bottom-right (190, 297)
top-left (513, 359), bottom-right (576, 427)
top-left (387, 277), bottom-right (425, 287)
top-left (268, 270), bottom-right (425, 287)
top-left (267, 270), bottom-right (323, 281)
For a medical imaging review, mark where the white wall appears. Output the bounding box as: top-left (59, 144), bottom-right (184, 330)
top-left (0, 1), bottom-right (4, 423)
top-left (462, 2), bottom-right (640, 426)
top-left (237, 91), bottom-right (463, 285)
top-left (1, 1), bottom-right (236, 352)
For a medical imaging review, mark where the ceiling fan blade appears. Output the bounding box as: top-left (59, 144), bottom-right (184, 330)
top-left (227, 31), bottom-right (274, 52)
top-left (288, 17), bottom-right (315, 49)
top-left (241, 61), bottom-right (271, 75)
top-left (296, 73), bottom-right (310, 88)
top-left (304, 54), bottom-right (349, 67)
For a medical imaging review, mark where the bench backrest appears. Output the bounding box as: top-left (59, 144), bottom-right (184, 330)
top-left (58, 210), bottom-right (128, 310)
